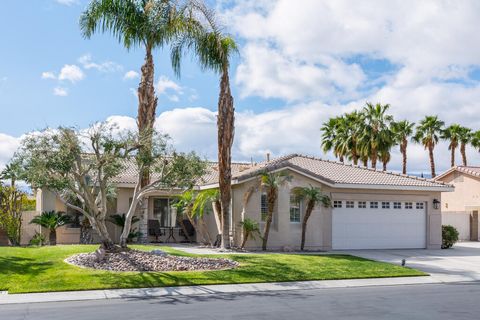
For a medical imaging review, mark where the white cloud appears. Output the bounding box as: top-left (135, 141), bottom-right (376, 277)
top-left (55, 0), bottom-right (78, 6)
top-left (123, 70), bottom-right (139, 80)
top-left (41, 71), bottom-right (56, 80)
top-left (58, 64), bottom-right (85, 83)
top-left (53, 87), bottom-right (68, 96)
top-left (78, 54), bottom-right (122, 73)
top-left (156, 76), bottom-right (184, 102)
top-left (0, 133), bottom-right (20, 171)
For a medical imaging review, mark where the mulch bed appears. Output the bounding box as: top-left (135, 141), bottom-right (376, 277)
top-left (65, 250), bottom-right (239, 272)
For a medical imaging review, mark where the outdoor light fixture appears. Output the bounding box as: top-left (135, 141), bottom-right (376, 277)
top-left (433, 199), bottom-right (440, 210)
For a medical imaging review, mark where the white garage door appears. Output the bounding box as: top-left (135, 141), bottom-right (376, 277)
top-left (332, 200), bottom-right (426, 250)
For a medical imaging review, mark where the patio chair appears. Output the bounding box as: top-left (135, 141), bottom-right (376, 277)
top-left (148, 219), bottom-right (164, 242)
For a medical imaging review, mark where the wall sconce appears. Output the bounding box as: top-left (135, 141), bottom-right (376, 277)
top-left (433, 199), bottom-right (440, 210)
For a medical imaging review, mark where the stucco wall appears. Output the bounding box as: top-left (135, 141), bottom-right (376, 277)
top-left (438, 171), bottom-right (480, 211)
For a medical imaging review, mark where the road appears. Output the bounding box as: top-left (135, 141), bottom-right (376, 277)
top-left (1, 283), bottom-right (479, 320)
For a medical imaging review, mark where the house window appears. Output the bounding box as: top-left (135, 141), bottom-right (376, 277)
top-left (358, 201), bottom-right (367, 208)
top-left (346, 201), bottom-right (354, 208)
top-left (261, 193), bottom-right (268, 221)
top-left (154, 198), bottom-right (170, 227)
top-left (393, 202), bottom-right (401, 209)
top-left (289, 194), bottom-right (301, 223)
top-left (405, 202), bottom-right (413, 209)
top-left (370, 201), bottom-right (378, 209)
top-left (333, 200), bottom-right (343, 208)
top-left (382, 201), bottom-right (390, 209)
top-left (416, 202), bottom-right (424, 210)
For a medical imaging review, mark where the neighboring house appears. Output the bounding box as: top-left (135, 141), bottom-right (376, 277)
top-left (435, 166), bottom-right (480, 241)
top-left (29, 154), bottom-right (452, 250)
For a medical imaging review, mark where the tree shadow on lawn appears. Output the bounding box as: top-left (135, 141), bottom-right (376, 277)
top-left (89, 253), bottom-right (409, 291)
top-left (0, 256), bottom-right (54, 277)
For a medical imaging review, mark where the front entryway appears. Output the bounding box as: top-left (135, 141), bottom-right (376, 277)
top-left (332, 200), bottom-right (426, 250)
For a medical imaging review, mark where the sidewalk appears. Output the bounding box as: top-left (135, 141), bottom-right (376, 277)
top-left (0, 275), bottom-right (472, 305)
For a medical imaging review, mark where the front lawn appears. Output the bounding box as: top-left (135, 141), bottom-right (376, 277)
top-left (0, 245), bottom-right (426, 293)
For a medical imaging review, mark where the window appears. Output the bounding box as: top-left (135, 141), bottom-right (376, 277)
top-left (333, 200), bottom-right (343, 208)
top-left (405, 202), bottom-right (413, 209)
top-left (289, 194), bottom-right (301, 222)
top-left (261, 193), bottom-right (268, 221)
top-left (346, 201), bottom-right (354, 208)
top-left (358, 201), bottom-right (367, 208)
top-left (370, 201), bottom-right (378, 209)
top-left (382, 201), bottom-right (390, 209)
top-left (393, 202), bottom-right (401, 209)
top-left (416, 202), bottom-right (424, 210)
top-left (154, 198), bottom-right (171, 227)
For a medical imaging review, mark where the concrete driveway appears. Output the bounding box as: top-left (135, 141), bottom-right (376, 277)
top-left (340, 242), bottom-right (480, 282)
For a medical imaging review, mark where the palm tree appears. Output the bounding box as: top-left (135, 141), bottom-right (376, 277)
top-left (441, 124), bottom-right (463, 167)
top-left (391, 120), bottom-right (415, 174)
top-left (321, 117), bottom-right (347, 162)
top-left (413, 116), bottom-right (445, 177)
top-left (30, 211), bottom-right (71, 245)
top-left (458, 126), bottom-right (472, 166)
top-left (108, 213), bottom-right (141, 243)
top-left (171, 3), bottom-right (238, 249)
top-left (361, 102), bottom-right (394, 169)
top-left (80, 0), bottom-right (199, 188)
top-left (342, 111), bottom-right (364, 165)
top-left (294, 186), bottom-right (330, 251)
top-left (193, 189), bottom-right (221, 246)
top-left (239, 218), bottom-right (260, 249)
top-left (259, 171), bottom-right (292, 251)
top-left (0, 159), bottom-right (22, 188)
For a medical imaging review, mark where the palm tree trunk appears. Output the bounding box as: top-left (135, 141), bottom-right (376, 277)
top-left (362, 157), bottom-right (368, 167)
top-left (49, 229), bottom-right (56, 246)
top-left (429, 144), bottom-right (436, 178)
top-left (217, 68), bottom-right (235, 250)
top-left (262, 189), bottom-right (277, 251)
top-left (461, 142), bottom-right (467, 166)
top-left (371, 147), bottom-right (377, 169)
top-left (450, 146), bottom-right (455, 167)
top-left (382, 161), bottom-right (387, 171)
top-left (401, 140), bottom-right (407, 175)
top-left (339, 155), bottom-right (344, 163)
top-left (301, 201), bottom-right (315, 251)
top-left (351, 146), bottom-right (358, 165)
top-left (137, 46), bottom-right (158, 189)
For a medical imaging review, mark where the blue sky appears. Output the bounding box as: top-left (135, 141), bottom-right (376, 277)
top-left (2, 0), bottom-right (480, 175)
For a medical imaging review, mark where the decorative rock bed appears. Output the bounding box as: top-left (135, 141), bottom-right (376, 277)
top-left (65, 249), bottom-right (239, 272)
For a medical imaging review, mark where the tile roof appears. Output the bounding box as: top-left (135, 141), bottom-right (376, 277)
top-left (111, 154), bottom-right (452, 190)
top-left (435, 165), bottom-right (480, 180)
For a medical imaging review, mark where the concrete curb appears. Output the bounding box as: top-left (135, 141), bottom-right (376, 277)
top-left (0, 275), bottom-right (457, 305)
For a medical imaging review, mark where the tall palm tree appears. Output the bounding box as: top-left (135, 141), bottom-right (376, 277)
top-left (391, 120), bottom-right (415, 174)
top-left (80, 0), bottom-right (199, 188)
top-left (259, 171), bottom-right (292, 251)
top-left (413, 116), bottom-right (445, 178)
top-left (361, 102), bottom-right (394, 169)
top-left (294, 186), bottom-right (330, 251)
top-left (339, 111), bottom-right (364, 165)
top-left (30, 211), bottom-right (71, 245)
top-left (458, 126), bottom-right (472, 166)
top-left (321, 117), bottom-right (347, 162)
top-left (471, 130), bottom-right (480, 161)
top-left (171, 3), bottom-right (238, 249)
top-left (441, 124), bottom-right (463, 167)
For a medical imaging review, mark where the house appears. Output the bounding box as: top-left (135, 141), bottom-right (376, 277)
top-left (434, 166), bottom-right (480, 241)
top-left (28, 154), bottom-right (453, 250)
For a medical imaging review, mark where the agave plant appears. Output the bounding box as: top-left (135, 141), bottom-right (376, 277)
top-left (30, 211), bottom-right (71, 245)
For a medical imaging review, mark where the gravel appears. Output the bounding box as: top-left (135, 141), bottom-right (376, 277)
top-left (65, 250), bottom-right (239, 272)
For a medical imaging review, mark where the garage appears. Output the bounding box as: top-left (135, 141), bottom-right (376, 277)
top-left (332, 200), bottom-right (427, 250)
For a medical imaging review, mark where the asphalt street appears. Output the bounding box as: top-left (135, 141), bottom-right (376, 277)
top-left (1, 282), bottom-right (479, 320)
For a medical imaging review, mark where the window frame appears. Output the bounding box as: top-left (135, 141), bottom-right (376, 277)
top-left (358, 201), bottom-right (367, 208)
top-left (405, 202), bottom-right (413, 209)
top-left (260, 192), bottom-right (268, 221)
top-left (346, 201), bottom-right (354, 208)
top-left (333, 200), bottom-right (343, 208)
top-left (370, 201), bottom-right (379, 209)
top-left (289, 194), bottom-right (301, 223)
top-left (381, 201), bottom-right (390, 209)
top-left (393, 202), bottom-right (402, 209)
top-left (416, 202), bottom-right (425, 210)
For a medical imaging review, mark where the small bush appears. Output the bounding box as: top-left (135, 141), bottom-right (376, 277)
top-left (442, 225), bottom-right (459, 249)
top-left (29, 232), bottom-right (46, 246)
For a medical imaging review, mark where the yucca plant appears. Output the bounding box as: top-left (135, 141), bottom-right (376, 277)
top-left (30, 211), bottom-right (71, 245)
top-left (239, 218), bottom-right (260, 249)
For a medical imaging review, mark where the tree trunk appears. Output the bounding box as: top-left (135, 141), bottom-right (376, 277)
top-left (339, 155), bottom-right (344, 163)
top-left (382, 161), bottom-right (387, 171)
top-left (137, 46), bottom-right (157, 189)
top-left (401, 140), bottom-right (407, 175)
top-left (49, 229), bottom-right (56, 246)
top-left (429, 144), bottom-right (436, 178)
top-left (362, 157), bottom-right (368, 167)
top-left (262, 188), bottom-right (277, 251)
top-left (241, 231), bottom-right (249, 249)
top-left (371, 147), bottom-right (377, 169)
top-left (461, 142), bottom-right (467, 166)
top-left (89, 216), bottom-right (117, 252)
top-left (351, 147), bottom-right (358, 165)
top-left (450, 146), bottom-right (455, 167)
top-left (120, 192), bottom-right (141, 248)
top-left (217, 68), bottom-right (235, 250)
top-left (301, 201), bottom-right (315, 251)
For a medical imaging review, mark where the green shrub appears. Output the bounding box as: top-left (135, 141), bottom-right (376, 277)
top-left (29, 232), bottom-right (46, 246)
top-left (442, 225), bottom-right (459, 249)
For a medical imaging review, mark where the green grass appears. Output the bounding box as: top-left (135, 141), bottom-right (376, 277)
top-left (0, 245), bottom-right (426, 294)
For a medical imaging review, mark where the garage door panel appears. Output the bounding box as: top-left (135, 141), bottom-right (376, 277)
top-left (332, 205), bottom-right (426, 250)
